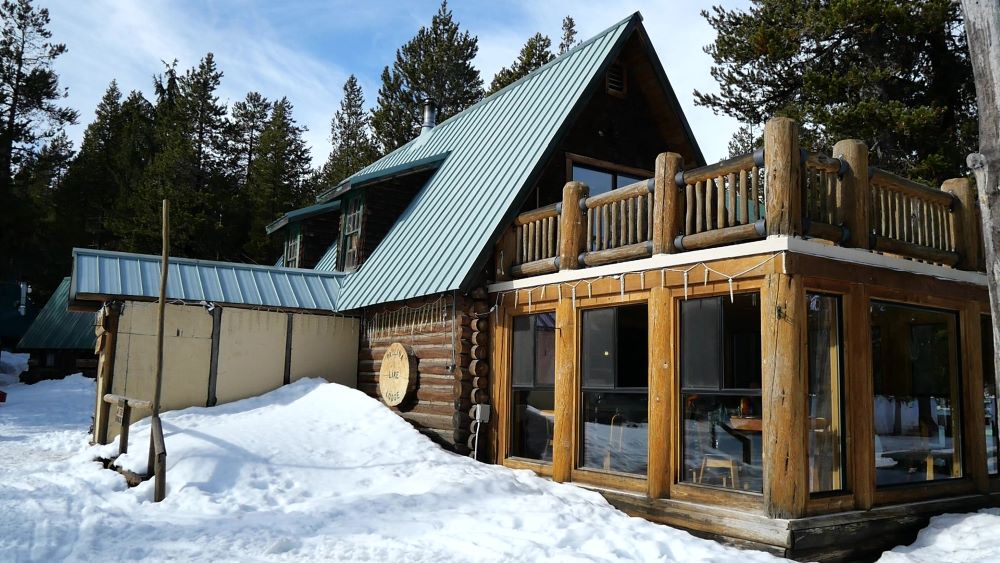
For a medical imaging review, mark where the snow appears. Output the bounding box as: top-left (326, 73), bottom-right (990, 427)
top-left (3, 375), bottom-right (998, 562)
top-left (879, 509), bottom-right (1000, 563)
top-left (2, 376), bottom-right (783, 562)
top-left (0, 350), bottom-right (30, 384)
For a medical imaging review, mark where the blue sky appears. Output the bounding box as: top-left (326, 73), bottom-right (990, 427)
top-left (46, 0), bottom-right (746, 166)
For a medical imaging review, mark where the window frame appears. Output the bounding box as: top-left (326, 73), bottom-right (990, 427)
top-left (339, 192), bottom-right (364, 271)
top-left (805, 291), bottom-right (849, 497)
top-left (284, 222), bottom-right (301, 269)
top-left (507, 311), bottom-right (558, 466)
top-left (565, 153), bottom-right (652, 195)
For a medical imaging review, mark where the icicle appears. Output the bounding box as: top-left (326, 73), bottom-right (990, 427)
top-left (619, 275), bottom-right (625, 298)
top-left (683, 270), bottom-right (689, 300)
top-left (703, 266), bottom-right (709, 286)
top-left (514, 289), bottom-right (519, 307)
top-left (571, 285), bottom-right (577, 308)
top-left (587, 282), bottom-right (592, 299)
top-left (541, 286), bottom-right (546, 300)
top-left (728, 277), bottom-right (734, 303)
top-left (528, 287), bottom-right (533, 311)
top-left (640, 271), bottom-right (645, 290)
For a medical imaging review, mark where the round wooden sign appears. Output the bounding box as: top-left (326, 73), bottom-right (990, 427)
top-left (378, 342), bottom-right (414, 406)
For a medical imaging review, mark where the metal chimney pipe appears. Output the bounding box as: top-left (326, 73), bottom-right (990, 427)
top-left (421, 98), bottom-right (437, 134)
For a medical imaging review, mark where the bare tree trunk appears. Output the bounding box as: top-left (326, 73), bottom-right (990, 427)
top-left (961, 0), bottom-right (1000, 369)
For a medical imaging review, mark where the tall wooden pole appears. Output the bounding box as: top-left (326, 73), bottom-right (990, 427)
top-left (153, 199), bottom-right (169, 417)
top-left (961, 0), bottom-right (1000, 380)
top-left (764, 117), bottom-right (802, 237)
top-left (148, 199), bottom-right (169, 501)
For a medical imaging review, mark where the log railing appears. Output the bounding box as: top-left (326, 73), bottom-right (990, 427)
top-left (580, 179), bottom-right (655, 267)
top-left (869, 167), bottom-right (960, 266)
top-left (675, 151), bottom-right (766, 251)
top-left (494, 116), bottom-right (985, 280)
top-left (803, 153), bottom-right (848, 243)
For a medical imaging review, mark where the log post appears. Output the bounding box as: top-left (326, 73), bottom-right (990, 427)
top-left (833, 139), bottom-right (870, 249)
top-left (652, 152), bottom-right (684, 254)
top-left (552, 294), bottom-right (576, 482)
top-left (495, 226), bottom-right (517, 281)
top-left (558, 181), bottom-right (589, 270)
top-left (764, 117), bottom-right (802, 237)
top-left (647, 287), bottom-right (672, 498)
top-left (941, 178), bottom-right (980, 270)
top-left (94, 302), bottom-right (121, 445)
top-left (761, 272), bottom-right (807, 519)
top-left (845, 283), bottom-right (874, 510)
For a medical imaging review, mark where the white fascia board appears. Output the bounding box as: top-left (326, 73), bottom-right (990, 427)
top-left (487, 236), bottom-right (986, 293)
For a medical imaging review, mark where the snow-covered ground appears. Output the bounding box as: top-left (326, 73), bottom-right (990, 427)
top-left (0, 372), bottom-right (998, 562)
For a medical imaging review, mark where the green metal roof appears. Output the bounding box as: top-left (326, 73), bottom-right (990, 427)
top-left (18, 277), bottom-right (96, 351)
top-left (314, 241), bottom-right (339, 272)
top-left (335, 13), bottom-right (643, 310)
top-left (265, 200), bottom-right (340, 235)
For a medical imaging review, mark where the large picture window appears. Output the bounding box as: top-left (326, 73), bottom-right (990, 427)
top-left (579, 304), bottom-right (648, 475)
top-left (807, 293), bottom-right (846, 493)
top-left (680, 293), bottom-right (763, 492)
top-left (982, 315), bottom-right (997, 475)
top-left (509, 313), bottom-right (556, 463)
top-left (871, 301), bottom-right (963, 486)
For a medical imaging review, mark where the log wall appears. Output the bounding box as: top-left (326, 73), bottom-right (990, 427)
top-left (357, 291), bottom-right (491, 457)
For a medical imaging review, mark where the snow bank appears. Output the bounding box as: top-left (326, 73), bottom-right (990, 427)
top-left (0, 350), bottom-right (29, 384)
top-left (3, 376), bottom-right (785, 562)
top-left (878, 508), bottom-right (1000, 563)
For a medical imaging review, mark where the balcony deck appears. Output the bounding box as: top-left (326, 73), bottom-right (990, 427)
top-left (494, 118), bottom-right (985, 286)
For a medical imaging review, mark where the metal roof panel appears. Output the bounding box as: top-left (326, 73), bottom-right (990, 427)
top-left (18, 277), bottom-right (97, 350)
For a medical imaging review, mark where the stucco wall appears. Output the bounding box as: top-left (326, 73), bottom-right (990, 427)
top-left (100, 301), bottom-right (360, 443)
top-left (215, 308), bottom-right (287, 404)
top-left (290, 314), bottom-right (358, 387)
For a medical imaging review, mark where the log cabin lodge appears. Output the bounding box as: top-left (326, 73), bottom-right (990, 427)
top-left (70, 12), bottom-right (997, 561)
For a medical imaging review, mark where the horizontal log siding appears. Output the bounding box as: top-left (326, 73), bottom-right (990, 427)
top-left (358, 293), bottom-right (473, 453)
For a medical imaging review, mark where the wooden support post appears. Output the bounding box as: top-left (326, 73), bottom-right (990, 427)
top-left (652, 153), bottom-right (684, 254)
top-left (647, 287), bottom-right (673, 498)
top-left (495, 226), bottom-right (517, 281)
top-left (941, 178), bottom-right (981, 270)
top-left (961, 302), bottom-right (989, 493)
top-left (118, 401), bottom-right (131, 454)
top-left (833, 139), bottom-right (870, 248)
top-left (94, 303), bottom-right (121, 445)
top-left (845, 283), bottom-right (874, 510)
top-left (764, 117), bottom-right (802, 237)
top-left (151, 415), bottom-right (166, 502)
top-left (761, 272), bottom-right (807, 518)
top-left (558, 181), bottom-right (589, 270)
top-left (552, 294), bottom-right (576, 482)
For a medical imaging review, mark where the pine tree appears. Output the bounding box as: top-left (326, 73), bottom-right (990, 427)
top-left (696, 0), bottom-right (976, 183)
top-left (558, 16), bottom-right (578, 55)
top-left (488, 33), bottom-right (554, 95)
top-left (322, 74), bottom-right (378, 186)
top-left (371, 1), bottom-right (483, 152)
top-left (230, 91), bottom-right (271, 189)
top-left (0, 0), bottom-right (77, 283)
top-left (371, 66), bottom-right (412, 153)
top-left (243, 97), bottom-right (313, 262)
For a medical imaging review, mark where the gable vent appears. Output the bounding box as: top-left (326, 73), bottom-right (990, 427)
top-left (606, 64), bottom-right (626, 96)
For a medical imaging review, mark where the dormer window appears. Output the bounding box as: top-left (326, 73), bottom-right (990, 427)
top-left (284, 224), bottom-right (301, 269)
top-left (340, 194), bottom-right (364, 271)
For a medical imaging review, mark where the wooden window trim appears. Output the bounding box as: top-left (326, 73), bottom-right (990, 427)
top-left (565, 152), bottom-right (654, 187)
top-left (494, 302), bottom-right (558, 469)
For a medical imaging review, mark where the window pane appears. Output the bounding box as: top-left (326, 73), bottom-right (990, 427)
top-left (512, 316), bottom-right (533, 387)
top-left (871, 302), bottom-right (963, 487)
top-left (983, 315), bottom-right (997, 475)
top-left (616, 173), bottom-right (646, 188)
top-left (580, 391), bottom-right (648, 474)
top-left (573, 165), bottom-right (613, 196)
top-left (509, 313), bottom-right (557, 464)
top-left (582, 308), bottom-right (615, 388)
top-left (725, 293), bottom-right (762, 390)
top-left (681, 297), bottom-right (723, 390)
top-left (807, 294), bottom-right (845, 493)
top-left (616, 304), bottom-right (648, 388)
top-left (681, 394), bottom-right (763, 492)
top-left (535, 313), bottom-right (556, 387)
top-left (511, 389), bottom-right (555, 462)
